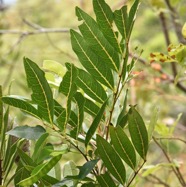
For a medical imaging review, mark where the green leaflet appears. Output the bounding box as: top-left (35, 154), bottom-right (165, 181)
top-left (70, 92), bottom-right (85, 139)
top-left (114, 6), bottom-right (128, 39)
top-left (128, 106), bottom-right (148, 160)
top-left (59, 63), bottom-right (77, 98)
top-left (76, 7), bottom-right (120, 72)
top-left (70, 30), bottom-right (114, 90)
top-left (0, 85), bottom-right (3, 134)
top-left (85, 100), bottom-right (107, 147)
top-left (84, 98), bottom-right (102, 118)
top-left (96, 135), bottom-right (126, 185)
top-left (78, 159), bottom-right (99, 180)
top-left (18, 154), bottom-right (62, 186)
top-left (6, 125), bottom-right (46, 140)
top-left (116, 89), bottom-right (128, 126)
top-left (110, 126), bottom-right (136, 170)
top-left (128, 0), bottom-right (140, 39)
top-left (54, 100), bottom-right (78, 128)
top-left (24, 57), bottom-right (54, 124)
top-left (58, 63), bottom-right (77, 131)
top-left (148, 108), bottom-right (159, 141)
top-left (17, 148), bottom-right (36, 167)
top-left (2, 96), bottom-right (41, 120)
top-left (97, 172), bottom-right (117, 187)
top-left (76, 69), bottom-right (107, 104)
top-left (32, 133), bottom-right (49, 163)
top-left (43, 60), bottom-right (66, 77)
top-left (93, 0), bottom-right (122, 54)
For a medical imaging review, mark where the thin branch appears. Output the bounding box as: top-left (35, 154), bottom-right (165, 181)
top-left (22, 18), bottom-right (43, 30)
top-left (164, 0), bottom-right (186, 44)
top-left (126, 160), bottom-right (146, 187)
top-left (0, 28), bottom-right (70, 35)
top-left (156, 137), bottom-right (186, 144)
top-left (153, 137), bottom-right (186, 186)
top-left (148, 174), bottom-right (170, 187)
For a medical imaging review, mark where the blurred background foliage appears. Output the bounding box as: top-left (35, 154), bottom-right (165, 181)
top-left (0, 0), bottom-right (186, 186)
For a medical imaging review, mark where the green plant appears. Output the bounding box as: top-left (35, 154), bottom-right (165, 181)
top-left (1, 0), bottom-right (154, 186)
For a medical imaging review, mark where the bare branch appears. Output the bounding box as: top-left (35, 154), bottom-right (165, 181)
top-left (0, 28), bottom-right (70, 35)
top-left (153, 137), bottom-right (186, 186)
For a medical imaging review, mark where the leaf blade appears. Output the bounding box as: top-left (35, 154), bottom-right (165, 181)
top-left (6, 125), bottom-right (46, 140)
top-left (18, 154), bottom-right (62, 186)
top-left (70, 92), bottom-right (85, 139)
top-left (110, 126), bottom-right (136, 169)
top-left (70, 30), bottom-right (114, 90)
top-left (96, 135), bottom-right (126, 185)
top-left (128, 106), bottom-right (148, 160)
top-left (85, 100), bottom-right (107, 147)
top-left (2, 96), bottom-right (41, 119)
top-left (93, 0), bottom-right (122, 53)
top-left (24, 57), bottom-right (54, 124)
top-left (76, 7), bottom-right (120, 72)
top-left (76, 69), bottom-right (107, 104)
top-left (57, 63), bottom-right (78, 131)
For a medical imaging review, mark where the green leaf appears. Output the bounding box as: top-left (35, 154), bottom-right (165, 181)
top-left (2, 96), bottom-right (41, 119)
top-left (97, 172), bottom-right (117, 187)
top-left (14, 167), bottom-right (30, 187)
top-left (110, 126), bottom-right (136, 169)
top-left (43, 60), bottom-right (66, 77)
top-left (114, 6), bottom-right (128, 39)
top-left (128, 0), bottom-right (140, 39)
top-left (59, 63), bottom-right (77, 98)
top-left (128, 106), bottom-right (148, 160)
top-left (78, 159), bottom-right (99, 180)
top-left (58, 63), bottom-right (77, 131)
top-left (93, 0), bottom-right (122, 54)
top-left (116, 89), bottom-right (128, 126)
top-left (84, 98), bottom-right (102, 118)
top-left (32, 133), bottom-right (49, 162)
top-left (4, 139), bottom-right (24, 182)
top-left (96, 135), bottom-right (126, 185)
top-left (41, 175), bottom-right (59, 186)
top-left (118, 113), bottom-right (128, 128)
top-left (70, 30), bottom-right (114, 90)
top-left (148, 108), bottom-right (159, 141)
top-left (63, 161), bottom-right (79, 177)
top-left (0, 107), bottom-right (9, 155)
top-left (0, 85), bottom-right (3, 134)
top-left (85, 100), bottom-right (107, 147)
top-left (62, 161), bottom-right (79, 187)
top-left (17, 147), bottom-right (36, 167)
top-left (76, 7), bottom-right (120, 72)
top-left (6, 125), bottom-right (46, 140)
top-left (18, 154), bottom-right (62, 186)
top-left (24, 57), bottom-right (54, 124)
top-left (81, 182), bottom-right (96, 187)
top-left (76, 69), bottom-right (107, 104)
top-left (54, 100), bottom-right (78, 128)
top-left (70, 92), bottom-right (85, 139)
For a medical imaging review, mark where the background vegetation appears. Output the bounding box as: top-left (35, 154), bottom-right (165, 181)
top-left (0, 0), bottom-right (186, 186)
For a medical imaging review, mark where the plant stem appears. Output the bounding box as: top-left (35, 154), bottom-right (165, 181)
top-left (146, 174), bottom-right (170, 187)
top-left (153, 137), bottom-right (186, 186)
top-left (126, 160), bottom-right (146, 187)
top-left (156, 137), bottom-right (186, 144)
